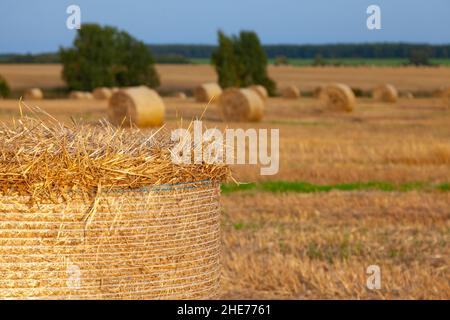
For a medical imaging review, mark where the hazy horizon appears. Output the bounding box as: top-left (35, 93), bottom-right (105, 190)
top-left (0, 0), bottom-right (449, 54)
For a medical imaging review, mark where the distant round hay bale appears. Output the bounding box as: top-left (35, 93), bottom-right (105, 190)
top-left (69, 91), bottom-right (86, 99)
top-left (313, 86), bottom-right (325, 98)
top-left (249, 85), bottom-right (268, 100)
top-left (93, 87), bottom-right (113, 100)
top-left (437, 87), bottom-right (450, 108)
top-left (108, 86), bottom-right (165, 127)
top-left (218, 88), bottom-right (264, 122)
top-left (70, 91), bottom-right (94, 100)
top-left (372, 84), bottom-right (398, 103)
top-left (175, 92), bottom-right (187, 99)
top-left (281, 85), bottom-right (300, 99)
top-left (403, 92), bottom-right (414, 99)
top-left (194, 83), bottom-right (222, 103)
top-left (24, 88), bottom-right (43, 100)
top-left (320, 83), bottom-right (356, 112)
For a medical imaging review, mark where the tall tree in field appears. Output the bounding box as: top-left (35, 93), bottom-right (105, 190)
top-left (60, 24), bottom-right (160, 91)
top-left (236, 31), bottom-right (276, 95)
top-left (211, 31), bottom-right (240, 88)
top-left (211, 30), bottom-right (276, 95)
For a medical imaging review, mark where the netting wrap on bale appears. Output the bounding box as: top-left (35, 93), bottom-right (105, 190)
top-left (0, 181), bottom-right (221, 300)
top-left (0, 112), bottom-right (230, 300)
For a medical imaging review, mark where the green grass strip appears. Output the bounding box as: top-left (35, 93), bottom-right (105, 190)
top-left (221, 181), bottom-right (449, 194)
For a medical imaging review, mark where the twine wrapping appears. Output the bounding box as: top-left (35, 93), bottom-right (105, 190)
top-left (0, 180), bottom-right (221, 300)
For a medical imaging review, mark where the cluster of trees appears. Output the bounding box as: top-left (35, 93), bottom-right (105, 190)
top-left (60, 24), bottom-right (160, 91)
top-left (3, 43), bottom-right (450, 66)
top-left (211, 31), bottom-right (276, 95)
top-left (0, 75), bottom-right (10, 98)
top-left (148, 43), bottom-right (450, 60)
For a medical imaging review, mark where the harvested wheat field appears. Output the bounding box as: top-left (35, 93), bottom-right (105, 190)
top-left (0, 64), bottom-right (448, 299)
top-left (2, 64), bottom-right (450, 93)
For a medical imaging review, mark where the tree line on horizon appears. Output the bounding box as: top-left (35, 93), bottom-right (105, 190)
top-left (2, 43), bottom-right (450, 64)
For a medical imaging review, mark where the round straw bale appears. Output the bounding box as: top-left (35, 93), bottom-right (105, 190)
top-left (194, 83), bottom-right (222, 103)
top-left (83, 92), bottom-right (94, 100)
top-left (320, 83), bottom-right (356, 112)
top-left (313, 86), bottom-right (325, 98)
top-left (175, 91), bottom-right (187, 99)
top-left (281, 85), bottom-right (300, 99)
top-left (108, 86), bottom-right (165, 127)
top-left (249, 85), bottom-right (268, 100)
top-left (372, 84), bottom-right (398, 103)
top-left (69, 91), bottom-right (86, 99)
top-left (403, 91), bottom-right (414, 99)
top-left (24, 88), bottom-right (43, 100)
top-left (437, 87), bottom-right (450, 108)
top-left (218, 88), bottom-right (264, 122)
top-left (93, 87), bottom-right (113, 100)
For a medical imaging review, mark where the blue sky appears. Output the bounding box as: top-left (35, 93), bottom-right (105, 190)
top-left (0, 0), bottom-right (449, 53)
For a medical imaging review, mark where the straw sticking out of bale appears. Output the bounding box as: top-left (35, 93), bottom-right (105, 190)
top-left (0, 110), bottom-right (230, 299)
top-left (108, 86), bottom-right (165, 127)
top-left (281, 85), bottom-right (300, 99)
top-left (93, 87), bottom-right (113, 100)
top-left (373, 84), bottom-right (398, 103)
top-left (24, 88), bottom-right (43, 100)
top-left (320, 83), bottom-right (356, 112)
top-left (249, 85), bottom-right (268, 100)
top-left (218, 88), bottom-right (264, 122)
top-left (195, 83), bottom-right (222, 103)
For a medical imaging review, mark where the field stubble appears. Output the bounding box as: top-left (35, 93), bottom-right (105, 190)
top-left (0, 64), bottom-right (448, 299)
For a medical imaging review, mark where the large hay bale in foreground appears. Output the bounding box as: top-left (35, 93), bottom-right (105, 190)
top-left (249, 85), bottom-right (268, 100)
top-left (372, 84), bottom-right (398, 103)
top-left (195, 83), bottom-right (222, 103)
top-left (281, 85), bottom-right (300, 99)
top-left (320, 83), bottom-right (356, 112)
top-left (93, 87), bottom-right (113, 100)
top-left (0, 116), bottom-right (229, 299)
top-left (24, 88), bottom-right (43, 100)
top-left (218, 88), bottom-right (264, 122)
top-left (108, 86), bottom-right (165, 127)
